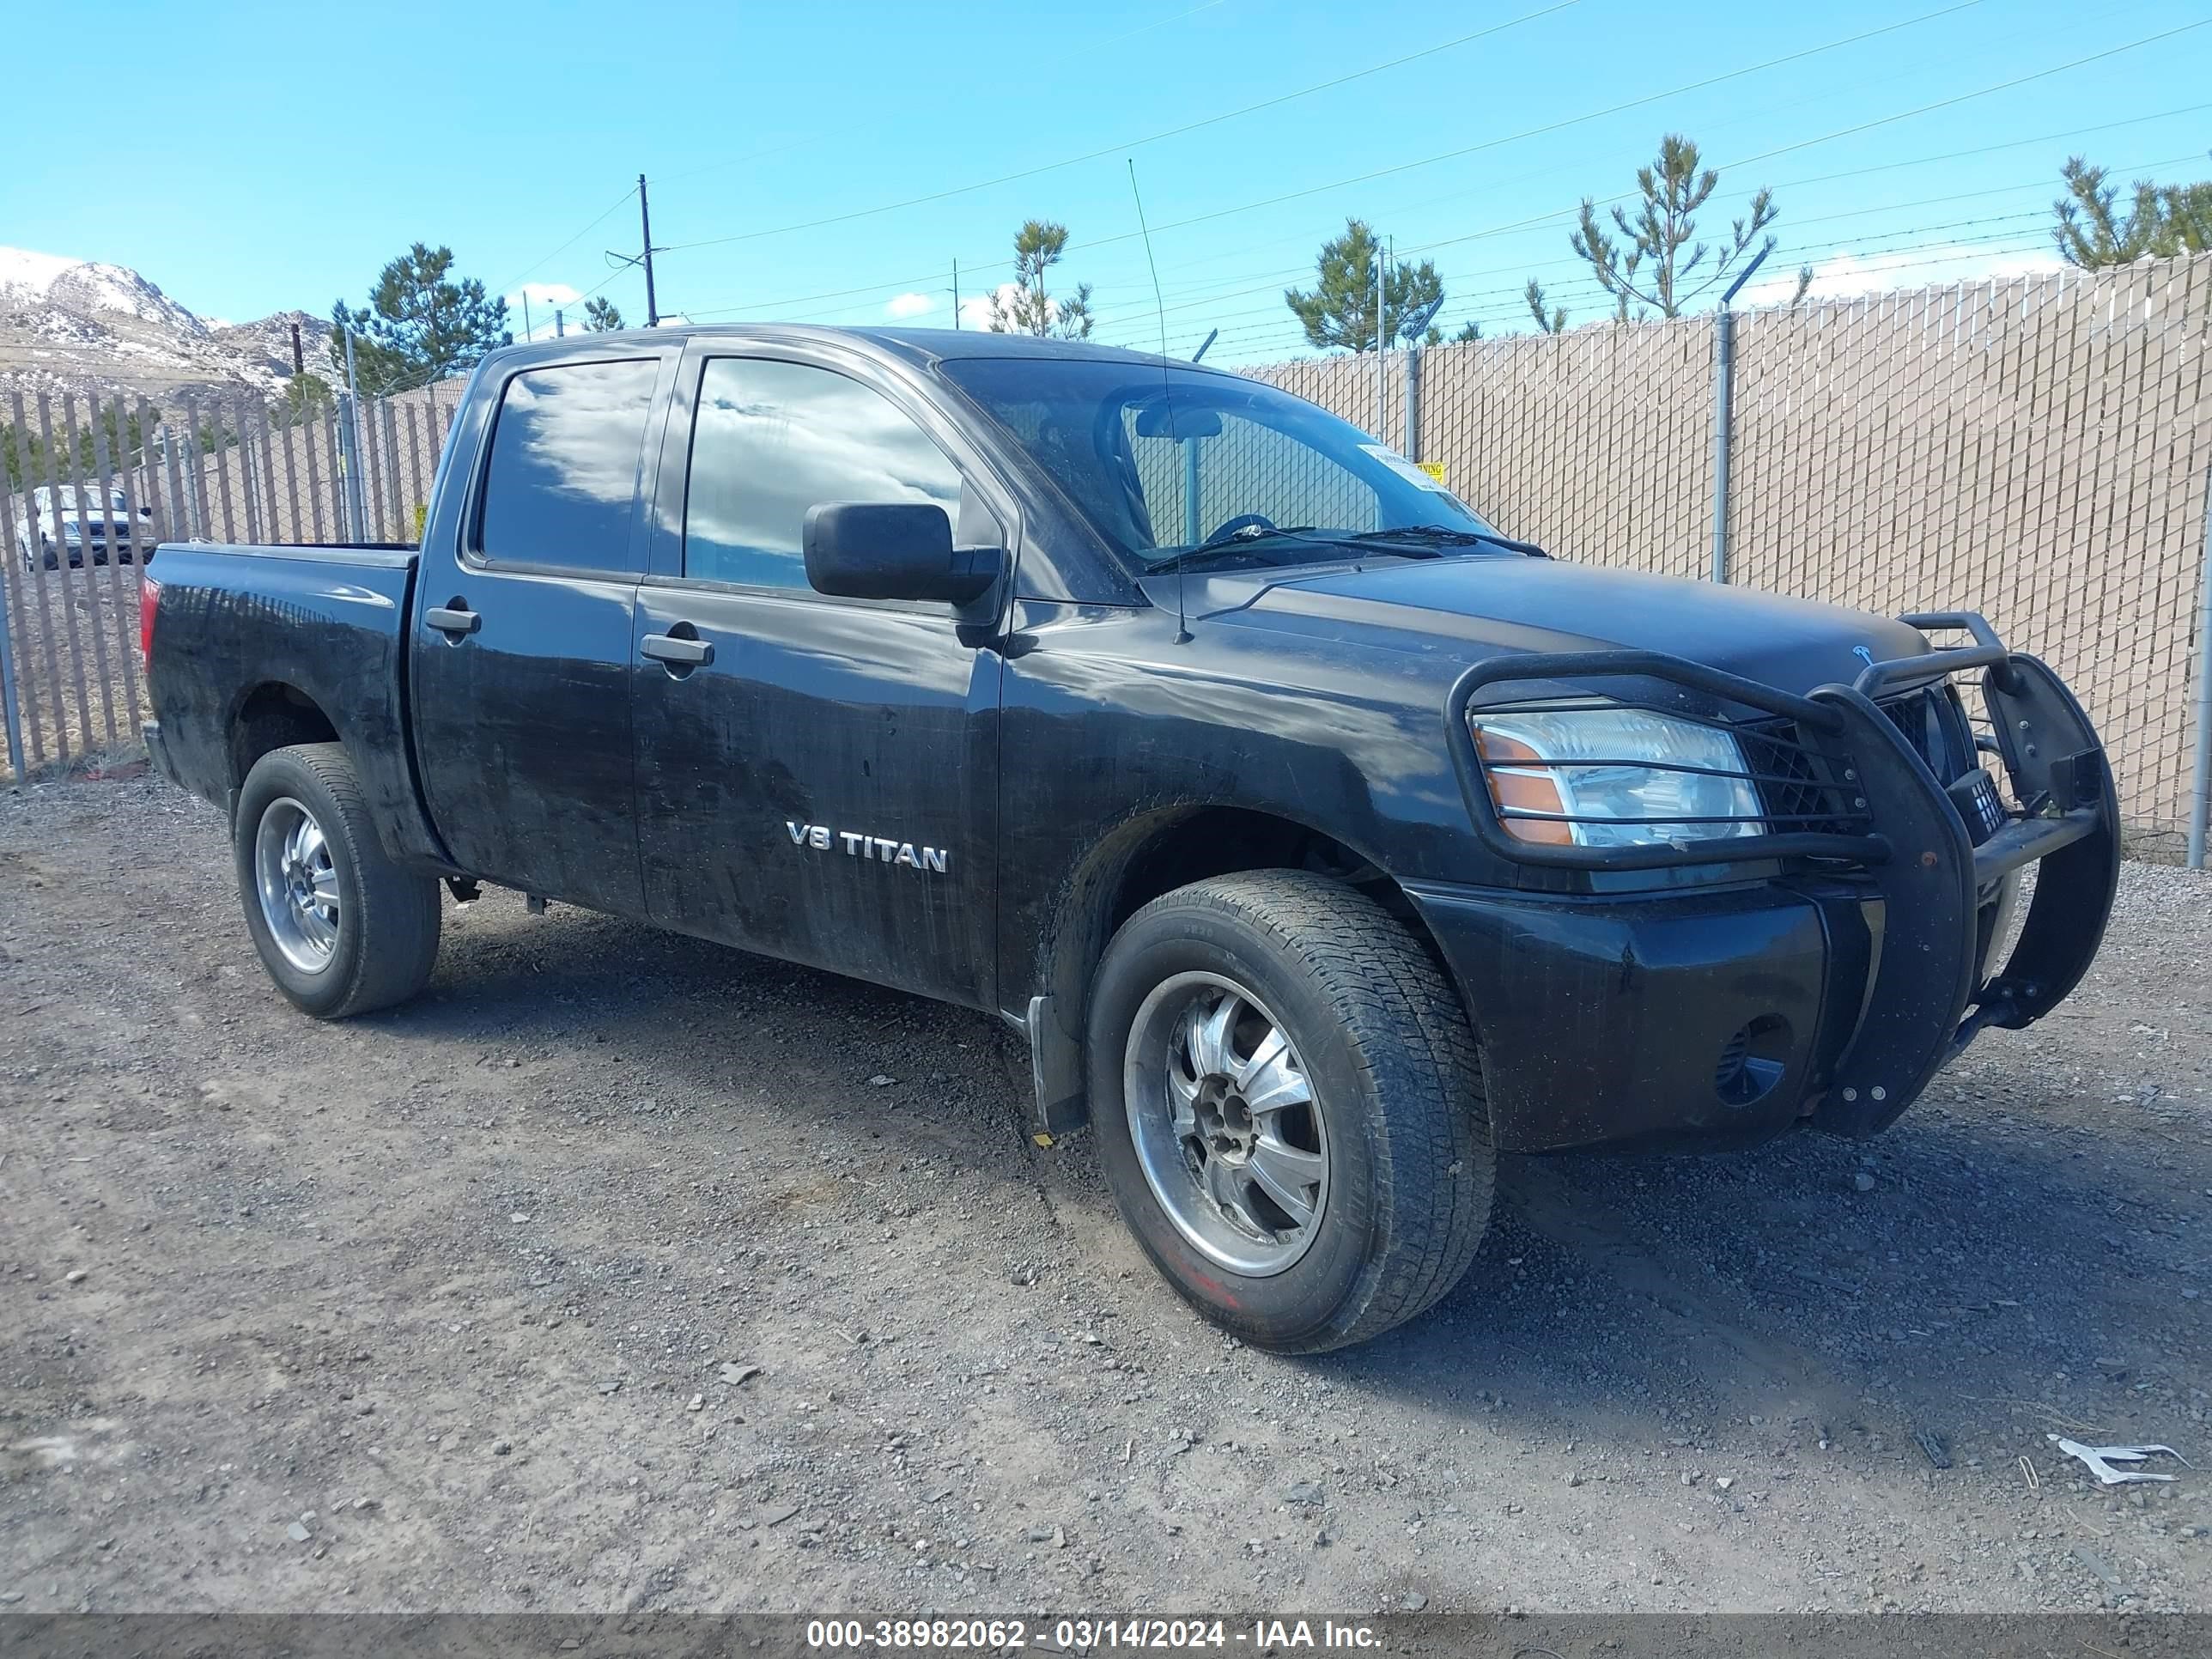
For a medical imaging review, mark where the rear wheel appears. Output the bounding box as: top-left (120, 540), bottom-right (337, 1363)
top-left (1086, 871), bottom-right (1494, 1352)
top-left (234, 743), bottom-right (441, 1018)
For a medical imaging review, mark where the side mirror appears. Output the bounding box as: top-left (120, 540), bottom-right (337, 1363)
top-left (803, 501), bottom-right (1000, 605)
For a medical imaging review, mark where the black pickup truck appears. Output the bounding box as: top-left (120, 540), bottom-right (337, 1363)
top-left (142, 326), bottom-right (2119, 1352)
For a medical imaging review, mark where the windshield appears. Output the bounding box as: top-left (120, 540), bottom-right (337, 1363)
top-left (939, 357), bottom-right (1501, 569)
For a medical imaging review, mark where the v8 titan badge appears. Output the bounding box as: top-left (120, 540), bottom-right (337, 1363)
top-left (787, 821), bottom-right (949, 874)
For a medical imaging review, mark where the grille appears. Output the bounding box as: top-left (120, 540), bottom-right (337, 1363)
top-left (1738, 719), bottom-right (1862, 836)
top-left (1742, 686), bottom-right (1977, 835)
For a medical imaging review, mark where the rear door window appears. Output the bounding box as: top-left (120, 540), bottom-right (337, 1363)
top-left (477, 359), bottom-right (659, 574)
top-left (682, 356), bottom-right (963, 589)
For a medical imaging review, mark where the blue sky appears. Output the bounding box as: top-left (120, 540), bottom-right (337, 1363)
top-left (10, 0), bottom-right (2209, 365)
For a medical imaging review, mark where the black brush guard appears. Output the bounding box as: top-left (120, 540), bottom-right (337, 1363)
top-left (1445, 612), bottom-right (2120, 1137)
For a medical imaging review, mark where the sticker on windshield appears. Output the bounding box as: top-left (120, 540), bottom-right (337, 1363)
top-left (1361, 442), bottom-right (1449, 490)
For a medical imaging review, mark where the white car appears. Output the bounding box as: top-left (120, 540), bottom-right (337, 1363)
top-left (14, 484), bottom-right (157, 571)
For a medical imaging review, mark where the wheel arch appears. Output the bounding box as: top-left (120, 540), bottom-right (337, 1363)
top-left (228, 681), bottom-right (340, 795)
top-left (1026, 803), bottom-right (1468, 1133)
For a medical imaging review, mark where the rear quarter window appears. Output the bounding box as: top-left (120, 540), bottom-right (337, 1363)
top-left (476, 359), bottom-right (659, 574)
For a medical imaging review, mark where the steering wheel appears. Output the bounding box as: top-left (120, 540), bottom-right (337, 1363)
top-left (1200, 512), bottom-right (1277, 547)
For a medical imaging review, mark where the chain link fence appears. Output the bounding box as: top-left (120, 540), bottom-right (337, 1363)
top-left (1248, 254), bottom-right (2212, 857)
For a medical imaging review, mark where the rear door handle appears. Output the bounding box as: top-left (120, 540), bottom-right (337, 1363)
top-left (425, 605), bottom-right (480, 637)
top-left (641, 632), bottom-right (713, 667)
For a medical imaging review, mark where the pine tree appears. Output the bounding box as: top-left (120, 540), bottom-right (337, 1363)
top-left (274, 374), bottom-right (334, 426)
top-left (1285, 220), bottom-right (1446, 353)
top-left (2052, 155), bottom-right (2212, 267)
top-left (1570, 135), bottom-right (1778, 319)
top-left (583, 296), bottom-right (625, 331)
top-left (988, 222), bottom-right (1095, 338)
top-left (328, 244), bottom-right (511, 397)
top-left (1524, 278), bottom-right (1567, 334)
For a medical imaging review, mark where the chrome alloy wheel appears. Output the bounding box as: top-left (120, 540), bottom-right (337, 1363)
top-left (1122, 971), bottom-right (1328, 1277)
top-left (253, 796), bottom-right (340, 973)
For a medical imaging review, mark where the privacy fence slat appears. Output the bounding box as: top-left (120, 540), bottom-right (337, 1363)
top-left (0, 466), bottom-right (40, 770)
top-left (32, 393), bottom-right (90, 762)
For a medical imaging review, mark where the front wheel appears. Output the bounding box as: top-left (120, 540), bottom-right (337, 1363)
top-left (1086, 871), bottom-right (1494, 1352)
top-left (234, 743), bottom-right (441, 1018)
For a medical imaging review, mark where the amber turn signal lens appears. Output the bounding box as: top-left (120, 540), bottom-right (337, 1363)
top-left (1472, 726), bottom-right (1573, 845)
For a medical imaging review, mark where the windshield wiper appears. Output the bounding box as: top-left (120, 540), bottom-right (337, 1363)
top-left (1139, 520), bottom-right (1544, 573)
top-left (1138, 526), bottom-right (1328, 572)
top-left (1342, 525), bottom-right (1549, 558)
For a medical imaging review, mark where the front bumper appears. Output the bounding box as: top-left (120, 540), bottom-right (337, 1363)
top-left (1421, 613), bottom-right (2119, 1152)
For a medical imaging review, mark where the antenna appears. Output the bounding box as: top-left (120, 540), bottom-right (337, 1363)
top-left (1128, 158), bottom-right (1189, 646)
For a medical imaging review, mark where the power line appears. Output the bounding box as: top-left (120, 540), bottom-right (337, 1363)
top-left (1125, 18), bottom-right (2211, 314)
top-left (652, 0), bottom-right (1243, 191)
top-left (665, 0), bottom-right (2001, 325)
top-left (681, 102), bottom-right (2212, 331)
top-left (1054, 21), bottom-right (2212, 339)
top-left (1082, 151), bottom-right (2201, 338)
top-left (489, 182), bottom-right (640, 301)
top-left (1072, 99), bottom-right (2212, 320)
top-left (657, 0), bottom-right (1582, 254)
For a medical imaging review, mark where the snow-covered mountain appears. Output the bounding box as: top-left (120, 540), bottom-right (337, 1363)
top-left (0, 246), bottom-right (331, 411)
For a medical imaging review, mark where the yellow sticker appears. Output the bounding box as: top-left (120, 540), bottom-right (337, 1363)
top-left (1417, 460), bottom-right (1447, 484)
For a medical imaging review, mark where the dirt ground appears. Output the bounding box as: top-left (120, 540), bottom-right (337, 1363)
top-left (1, 771), bottom-right (2207, 1617)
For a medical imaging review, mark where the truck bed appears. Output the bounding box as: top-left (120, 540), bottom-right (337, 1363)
top-left (143, 541), bottom-right (440, 866)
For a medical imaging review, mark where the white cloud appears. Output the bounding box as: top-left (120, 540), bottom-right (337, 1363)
top-left (959, 291), bottom-right (1001, 330)
top-left (1736, 243), bottom-right (2065, 308)
top-left (884, 291), bottom-right (935, 319)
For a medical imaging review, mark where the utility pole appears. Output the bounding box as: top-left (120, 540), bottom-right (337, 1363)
top-left (952, 258), bottom-right (960, 329)
top-left (521, 291), bottom-right (534, 342)
top-left (555, 308), bottom-right (566, 338)
top-left (638, 174), bottom-right (660, 326)
top-left (289, 321), bottom-right (305, 376)
top-left (608, 175), bottom-right (665, 327)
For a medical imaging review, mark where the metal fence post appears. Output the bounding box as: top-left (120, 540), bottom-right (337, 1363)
top-left (340, 330), bottom-right (368, 542)
top-left (2188, 461), bottom-right (2212, 870)
top-left (1707, 246), bottom-right (1771, 586)
top-left (1709, 307), bottom-right (1735, 584)
top-left (1403, 346), bottom-right (1422, 464)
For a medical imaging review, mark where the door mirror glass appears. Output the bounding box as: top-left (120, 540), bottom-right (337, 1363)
top-left (803, 501), bottom-right (999, 605)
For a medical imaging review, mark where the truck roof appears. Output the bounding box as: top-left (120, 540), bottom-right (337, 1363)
top-left (485, 323), bottom-right (1218, 379)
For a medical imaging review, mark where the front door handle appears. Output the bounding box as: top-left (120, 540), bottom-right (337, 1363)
top-left (425, 604), bottom-right (480, 637)
top-left (641, 632), bottom-right (713, 667)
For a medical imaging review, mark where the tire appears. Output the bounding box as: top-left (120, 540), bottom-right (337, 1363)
top-left (1085, 870), bottom-right (1494, 1353)
top-left (234, 742), bottom-right (441, 1018)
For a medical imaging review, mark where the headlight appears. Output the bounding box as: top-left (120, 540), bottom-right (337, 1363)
top-left (1468, 703), bottom-right (1765, 848)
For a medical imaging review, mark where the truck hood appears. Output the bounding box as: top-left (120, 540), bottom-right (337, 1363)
top-left (1203, 556), bottom-right (1929, 695)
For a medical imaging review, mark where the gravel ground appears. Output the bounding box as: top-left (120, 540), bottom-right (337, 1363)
top-left (1, 772), bottom-right (2208, 1616)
